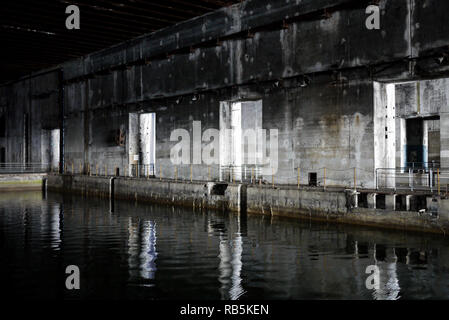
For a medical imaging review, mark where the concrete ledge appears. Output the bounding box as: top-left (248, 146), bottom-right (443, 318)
top-left (0, 173), bottom-right (46, 191)
top-left (47, 175), bottom-right (449, 235)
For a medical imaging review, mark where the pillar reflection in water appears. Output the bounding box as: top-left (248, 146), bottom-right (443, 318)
top-left (128, 218), bottom-right (140, 280)
top-left (214, 215), bottom-right (245, 300)
top-left (40, 202), bottom-right (62, 251)
top-left (127, 218), bottom-right (158, 281)
top-left (372, 245), bottom-right (401, 300)
top-left (140, 220), bottom-right (157, 280)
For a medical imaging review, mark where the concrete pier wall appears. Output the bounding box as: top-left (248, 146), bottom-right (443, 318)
top-left (48, 174), bottom-right (449, 235)
top-left (0, 173), bottom-right (46, 191)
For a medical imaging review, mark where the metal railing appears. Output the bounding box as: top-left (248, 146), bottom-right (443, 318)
top-left (376, 166), bottom-right (447, 192)
top-left (404, 161), bottom-right (440, 170)
top-left (0, 163), bottom-right (51, 174)
top-left (219, 165), bottom-right (264, 183)
top-left (130, 164), bottom-right (155, 178)
top-left (56, 159), bottom-right (449, 193)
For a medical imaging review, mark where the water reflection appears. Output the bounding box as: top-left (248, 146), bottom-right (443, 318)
top-left (140, 221), bottom-right (157, 280)
top-left (128, 218), bottom-right (158, 281)
top-left (1, 191), bottom-right (449, 300)
top-left (373, 245), bottom-right (401, 300)
top-left (212, 215), bottom-right (245, 300)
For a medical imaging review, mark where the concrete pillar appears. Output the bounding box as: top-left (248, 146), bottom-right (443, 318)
top-left (440, 113), bottom-right (449, 168)
top-left (410, 196), bottom-right (426, 212)
top-left (436, 198), bottom-right (449, 220)
top-left (346, 190), bottom-right (358, 208)
top-left (367, 193), bottom-right (377, 209)
top-left (427, 196), bottom-right (439, 217)
top-left (385, 194), bottom-right (397, 211)
top-left (402, 195), bottom-right (411, 211)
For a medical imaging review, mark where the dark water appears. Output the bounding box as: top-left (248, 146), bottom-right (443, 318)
top-left (1, 191), bottom-right (449, 300)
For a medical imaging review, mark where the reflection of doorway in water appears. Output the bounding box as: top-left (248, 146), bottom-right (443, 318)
top-left (127, 218), bottom-right (158, 281)
top-left (209, 214), bottom-right (245, 300)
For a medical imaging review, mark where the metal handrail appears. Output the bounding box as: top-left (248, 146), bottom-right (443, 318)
top-left (376, 167), bottom-right (448, 192)
top-left (0, 163), bottom-right (51, 174)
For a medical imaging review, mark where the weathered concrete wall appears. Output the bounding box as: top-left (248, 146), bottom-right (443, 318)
top-left (47, 174), bottom-right (449, 234)
top-left (245, 185), bottom-right (449, 234)
top-left (114, 178), bottom-right (207, 207)
top-left (2, 0), bottom-right (449, 188)
top-left (47, 174), bottom-right (232, 210)
top-left (47, 174), bottom-right (110, 197)
top-left (0, 71), bottom-right (60, 164)
top-left (0, 173), bottom-right (46, 191)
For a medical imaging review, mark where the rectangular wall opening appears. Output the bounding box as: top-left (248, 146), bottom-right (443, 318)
top-left (0, 147), bottom-right (5, 166)
top-left (406, 118), bottom-right (426, 169)
top-left (219, 100), bottom-right (262, 182)
top-left (0, 115), bottom-right (5, 138)
top-left (394, 79), bottom-right (443, 171)
top-left (129, 112), bottom-right (156, 177)
top-left (375, 78), bottom-right (447, 189)
top-left (139, 113), bottom-right (156, 176)
top-left (308, 172), bottom-right (317, 187)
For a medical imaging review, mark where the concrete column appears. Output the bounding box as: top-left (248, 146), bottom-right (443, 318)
top-left (402, 195), bottom-right (411, 211)
top-left (410, 196), bottom-right (426, 212)
top-left (440, 113), bottom-right (449, 168)
top-left (346, 190), bottom-right (358, 208)
top-left (427, 197), bottom-right (439, 217)
top-left (367, 193), bottom-right (377, 209)
top-left (395, 118), bottom-right (406, 171)
top-left (385, 194), bottom-right (397, 211)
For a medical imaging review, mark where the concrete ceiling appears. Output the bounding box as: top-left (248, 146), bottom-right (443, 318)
top-left (0, 0), bottom-right (240, 84)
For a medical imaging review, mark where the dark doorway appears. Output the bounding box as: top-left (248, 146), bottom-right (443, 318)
top-left (406, 118), bottom-right (425, 169)
top-left (0, 115), bottom-right (5, 137)
top-left (309, 172), bottom-right (317, 187)
top-left (0, 147), bottom-right (5, 166)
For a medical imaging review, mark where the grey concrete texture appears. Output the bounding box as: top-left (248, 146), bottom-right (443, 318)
top-left (47, 174), bottom-right (449, 235)
top-left (2, 0), bottom-right (449, 194)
